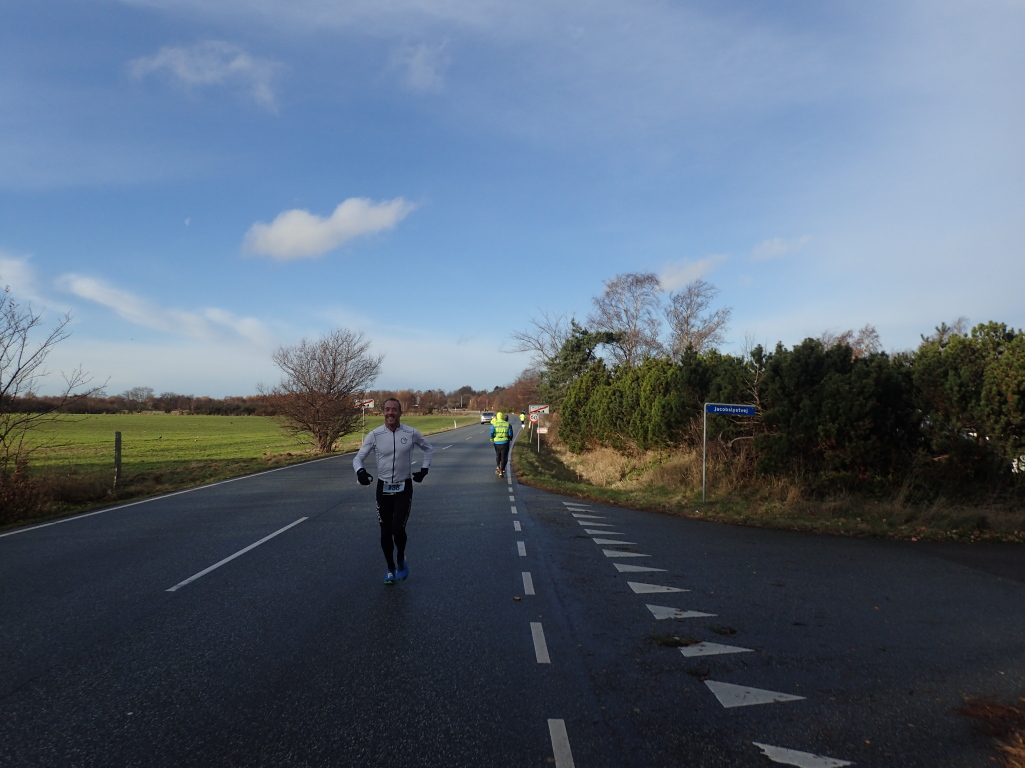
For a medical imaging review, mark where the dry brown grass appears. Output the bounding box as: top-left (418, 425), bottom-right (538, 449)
top-left (958, 698), bottom-right (1025, 768)
top-left (521, 438), bottom-right (1025, 542)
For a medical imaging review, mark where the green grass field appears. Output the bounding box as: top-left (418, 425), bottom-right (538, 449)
top-left (16, 413), bottom-right (479, 521)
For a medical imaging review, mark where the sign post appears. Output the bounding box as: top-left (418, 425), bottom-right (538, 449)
top-left (702, 403), bottom-right (757, 503)
top-left (356, 399), bottom-right (375, 442)
top-left (529, 404), bottom-right (549, 453)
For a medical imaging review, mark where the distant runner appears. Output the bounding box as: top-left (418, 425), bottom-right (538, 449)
top-left (354, 398), bottom-right (434, 585)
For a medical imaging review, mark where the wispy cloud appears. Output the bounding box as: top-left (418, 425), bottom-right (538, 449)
top-left (751, 235), bottom-right (811, 261)
top-left (0, 252), bottom-right (43, 303)
top-left (391, 42), bottom-right (451, 93)
top-left (243, 197), bottom-right (417, 260)
top-left (57, 274), bottom-right (273, 346)
top-left (659, 254), bottom-right (728, 292)
top-left (128, 40), bottom-right (282, 111)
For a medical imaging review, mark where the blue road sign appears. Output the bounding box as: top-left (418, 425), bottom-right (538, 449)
top-left (705, 403), bottom-right (756, 416)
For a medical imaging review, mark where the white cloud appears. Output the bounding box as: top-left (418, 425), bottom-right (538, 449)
top-left (128, 40), bottom-right (282, 111)
top-left (391, 42), bottom-right (451, 92)
top-left (243, 197), bottom-right (418, 260)
top-left (659, 254), bottom-right (728, 292)
top-left (0, 252), bottom-right (42, 302)
top-left (56, 273), bottom-right (274, 347)
top-left (751, 235), bottom-right (811, 262)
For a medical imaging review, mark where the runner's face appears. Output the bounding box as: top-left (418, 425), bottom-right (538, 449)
top-left (384, 401), bottom-right (401, 429)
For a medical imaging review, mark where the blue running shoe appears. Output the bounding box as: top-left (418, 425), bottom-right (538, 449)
top-left (396, 561), bottom-right (409, 580)
top-left (384, 571), bottom-right (397, 585)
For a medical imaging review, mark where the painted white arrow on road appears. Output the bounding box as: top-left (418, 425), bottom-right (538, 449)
top-left (705, 681), bottom-right (804, 708)
top-left (646, 604), bottom-right (715, 620)
top-left (628, 582), bottom-right (689, 594)
top-left (592, 539), bottom-right (637, 546)
top-left (614, 564), bottom-right (667, 573)
top-left (603, 550), bottom-right (650, 558)
top-left (679, 642), bottom-right (752, 657)
top-left (752, 742), bottom-right (852, 767)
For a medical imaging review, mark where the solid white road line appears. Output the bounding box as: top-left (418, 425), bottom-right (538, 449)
top-left (0, 457), bottom-right (338, 539)
top-left (522, 571), bottom-right (535, 595)
top-left (167, 518), bottom-right (308, 592)
top-left (548, 719), bottom-right (576, 768)
top-left (531, 622), bottom-right (551, 663)
top-left (518, 541), bottom-right (527, 556)
top-left (752, 743), bottom-right (852, 767)
top-left (514, 521), bottom-right (522, 531)
top-left (705, 681), bottom-right (805, 708)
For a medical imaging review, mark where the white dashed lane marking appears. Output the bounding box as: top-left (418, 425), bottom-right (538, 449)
top-left (705, 681), bottom-right (805, 709)
top-left (584, 528), bottom-right (622, 535)
top-left (522, 572), bottom-right (535, 595)
top-left (679, 642), bottom-right (753, 658)
top-left (752, 743), bottom-right (852, 767)
top-left (614, 563), bottom-right (667, 573)
top-left (511, 506), bottom-right (518, 514)
top-left (514, 521), bottom-right (522, 532)
top-left (627, 581), bottom-right (689, 594)
top-left (548, 719), bottom-right (576, 768)
top-left (577, 521), bottom-right (614, 527)
top-left (517, 541), bottom-right (527, 557)
top-left (531, 622), bottom-right (551, 663)
top-left (646, 604), bottom-right (715, 620)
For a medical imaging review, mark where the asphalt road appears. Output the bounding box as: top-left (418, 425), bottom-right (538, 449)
top-left (1, 422), bottom-right (1023, 767)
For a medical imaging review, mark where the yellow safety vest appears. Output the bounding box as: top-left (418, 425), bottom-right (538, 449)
top-left (492, 421), bottom-right (511, 443)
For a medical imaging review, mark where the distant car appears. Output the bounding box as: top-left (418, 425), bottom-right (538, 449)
top-left (480, 411), bottom-right (495, 424)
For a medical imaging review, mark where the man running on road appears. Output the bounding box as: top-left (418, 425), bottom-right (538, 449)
top-left (490, 411), bottom-right (513, 478)
top-left (354, 398), bottom-right (434, 585)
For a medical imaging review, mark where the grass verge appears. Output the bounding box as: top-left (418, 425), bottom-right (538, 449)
top-left (512, 436), bottom-right (1025, 543)
top-left (3, 413), bottom-right (478, 530)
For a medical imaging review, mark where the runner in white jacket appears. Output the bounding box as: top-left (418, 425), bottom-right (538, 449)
top-left (353, 397), bottom-right (434, 584)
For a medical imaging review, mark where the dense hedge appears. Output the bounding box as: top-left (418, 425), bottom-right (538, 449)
top-left (557, 322), bottom-right (1025, 495)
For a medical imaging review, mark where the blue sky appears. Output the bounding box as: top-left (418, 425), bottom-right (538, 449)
top-left (2, 1), bottom-right (1023, 397)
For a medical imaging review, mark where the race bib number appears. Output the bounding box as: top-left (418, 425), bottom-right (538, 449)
top-left (382, 482), bottom-right (405, 494)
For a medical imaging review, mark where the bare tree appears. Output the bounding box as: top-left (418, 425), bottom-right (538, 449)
top-left (588, 272), bottom-right (664, 367)
top-left (120, 386), bottom-right (155, 412)
top-left (2, 283), bottom-right (101, 519)
top-left (664, 279), bottom-right (732, 356)
top-left (508, 309), bottom-right (573, 369)
top-left (819, 324), bottom-right (882, 359)
top-left (261, 329), bottom-right (383, 453)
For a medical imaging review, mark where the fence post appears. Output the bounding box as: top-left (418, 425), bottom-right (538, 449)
top-left (113, 431), bottom-right (122, 490)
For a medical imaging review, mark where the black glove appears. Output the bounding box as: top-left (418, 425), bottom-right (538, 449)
top-left (356, 468), bottom-right (373, 486)
top-left (412, 467), bottom-right (429, 483)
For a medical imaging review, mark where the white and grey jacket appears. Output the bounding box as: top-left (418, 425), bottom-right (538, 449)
top-left (353, 423), bottom-right (434, 483)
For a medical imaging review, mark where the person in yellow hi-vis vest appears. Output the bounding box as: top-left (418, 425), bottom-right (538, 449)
top-left (490, 412), bottom-right (513, 478)
top-left (519, 411), bottom-right (526, 429)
